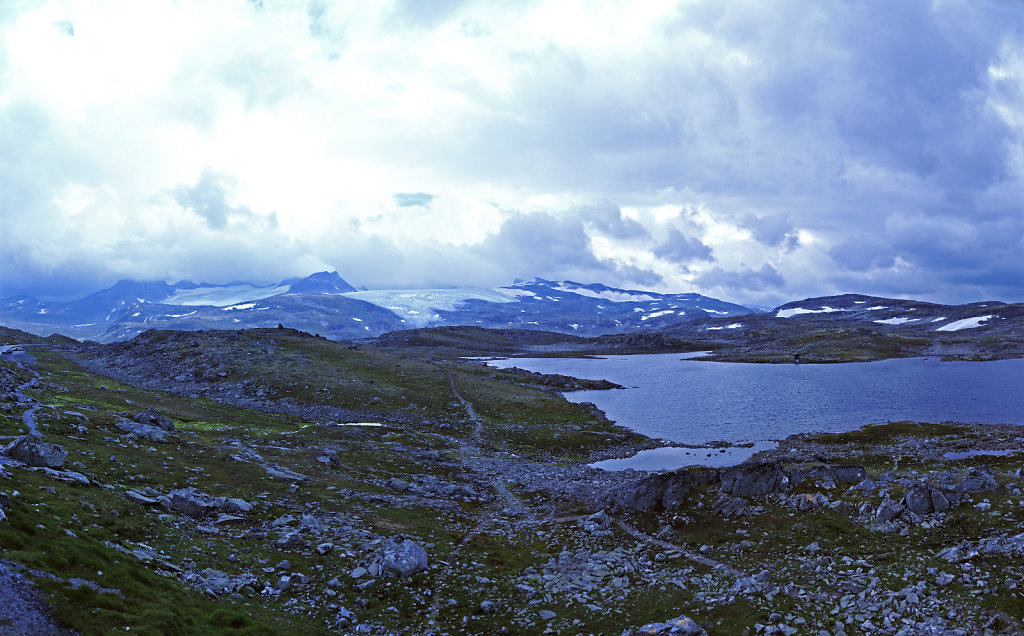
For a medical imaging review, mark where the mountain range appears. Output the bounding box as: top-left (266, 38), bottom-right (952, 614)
top-left (1, 272), bottom-right (1020, 347)
top-left (0, 272), bottom-right (753, 342)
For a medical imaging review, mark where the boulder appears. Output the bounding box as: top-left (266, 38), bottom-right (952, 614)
top-left (166, 488), bottom-right (220, 517)
top-left (132, 409), bottom-right (175, 431)
top-left (627, 615), bottom-right (707, 635)
top-left (275, 532), bottom-right (306, 550)
top-left (378, 535), bottom-right (428, 577)
top-left (582, 510), bottom-right (611, 532)
top-left (115, 419), bottom-right (171, 442)
top-left (904, 485), bottom-right (936, 516)
top-left (875, 500), bottom-right (904, 522)
top-left (2, 436), bottom-right (67, 468)
top-left (721, 463), bottom-right (789, 497)
top-left (163, 487), bottom-right (252, 518)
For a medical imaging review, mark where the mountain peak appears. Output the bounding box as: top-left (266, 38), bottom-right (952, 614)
top-left (287, 271), bottom-right (357, 295)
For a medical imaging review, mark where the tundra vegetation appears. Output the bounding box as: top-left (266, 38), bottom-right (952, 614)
top-left (0, 325), bottom-right (1022, 635)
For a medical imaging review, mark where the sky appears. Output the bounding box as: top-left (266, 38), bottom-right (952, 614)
top-left (1, 0), bottom-right (1022, 307)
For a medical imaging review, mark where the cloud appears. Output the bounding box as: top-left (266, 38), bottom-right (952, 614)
top-left (743, 214), bottom-right (799, 251)
top-left (828, 236), bottom-right (896, 272)
top-left (472, 211), bottom-right (608, 278)
top-left (0, 1), bottom-right (1021, 305)
top-left (171, 168), bottom-right (275, 230)
top-left (653, 227), bottom-right (713, 263)
top-left (393, 192), bottom-right (435, 208)
top-left (577, 202), bottom-right (650, 240)
top-left (694, 264), bottom-right (785, 294)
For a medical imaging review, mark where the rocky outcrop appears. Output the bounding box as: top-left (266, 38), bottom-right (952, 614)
top-left (721, 463), bottom-right (790, 497)
top-left (161, 488), bottom-right (253, 518)
top-left (616, 467), bottom-right (717, 512)
top-left (618, 461), bottom-right (868, 513)
top-left (1, 436), bottom-right (67, 468)
top-left (790, 464), bottom-right (867, 488)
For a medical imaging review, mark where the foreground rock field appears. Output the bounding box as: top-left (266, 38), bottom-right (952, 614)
top-left (0, 327), bottom-right (1022, 634)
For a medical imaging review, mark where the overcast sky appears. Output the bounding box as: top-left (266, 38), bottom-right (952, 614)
top-left (1, 0), bottom-right (1022, 306)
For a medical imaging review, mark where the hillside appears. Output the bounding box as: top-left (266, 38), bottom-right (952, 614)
top-left (0, 326), bottom-right (1022, 633)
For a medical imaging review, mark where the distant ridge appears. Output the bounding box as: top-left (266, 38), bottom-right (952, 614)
top-left (0, 273), bottom-right (754, 342)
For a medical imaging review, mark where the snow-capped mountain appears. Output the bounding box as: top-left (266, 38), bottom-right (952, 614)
top-left (0, 274), bottom-right (754, 342)
top-left (657, 293), bottom-right (1023, 340)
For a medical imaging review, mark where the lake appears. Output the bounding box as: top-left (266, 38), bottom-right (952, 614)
top-left (486, 354), bottom-right (1024, 448)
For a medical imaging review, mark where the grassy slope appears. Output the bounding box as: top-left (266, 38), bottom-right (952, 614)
top-left (2, 328), bottom-right (1023, 634)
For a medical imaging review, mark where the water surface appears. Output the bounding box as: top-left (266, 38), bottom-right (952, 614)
top-left (487, 354), bottom-right (1024, 445)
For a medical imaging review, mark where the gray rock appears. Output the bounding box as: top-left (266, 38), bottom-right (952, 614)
top-left (221, 498), bottom-right (252, 514)
top-left (180, 568), bottom-right (258, 596)
top-left (275, 532), bottom-right (306, 550)
top-left (833, 465), bottom-right (868, 483)
top-left (953, 467), bottom-right (998, 492)
top-left (788, 492), bottom-right (828, 512)
top-left (904, 486), bottom-right (935, 516)
top-left (2, 436), bottom-right (67, 468)
top-left (115, 419), bottom-right (171, 442)
top-left (514, 583), bottom-right (536, 598)
top-left (582, 510), bottom-right (611, 531)
top-left (628, 614), bottom-right (707, 635)
top-left (721, 463), bottom-right (789, 497)
top-left (387, 478), bottom-right (408, 492)
top-left (132, 409), bottom-right (175, 431)
top-left (618, 467), bottom-right (717, 511)
top-left (875, 500), bottom-right (904, 522)
top-left (378, 535), bottom-right (428, 577)
top-left (538, 610), bottom-right (556, 620)
top-left (479, 599), bottom-right (500, 614)
top-left (125, 490), bottom-right (159, 506)
top-left (712, 495), bottom-right (753, 518)
top-left (162, 488), bottom-right (252, 518)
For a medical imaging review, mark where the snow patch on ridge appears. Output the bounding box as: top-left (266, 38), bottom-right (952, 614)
top-left (873, 317), bottom-right (918, 325)
top-left (776, 306), bottom-right (847, 318)
top-left (935, 315), bottom-right (994, 332)
top-left (551, 284), bottom-right (659, 303)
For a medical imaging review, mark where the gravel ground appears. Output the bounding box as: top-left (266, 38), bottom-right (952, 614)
top-left (0, 561), bottom-right (70, 636)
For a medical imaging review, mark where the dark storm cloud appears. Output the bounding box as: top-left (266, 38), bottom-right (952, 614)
top-left (653, 228), bottom-right (713, 263)
top-left (577, 202), bottom-right (650, 240)
top-left (743, 215), bottom-right (798, 251)
top-left (828, 236), bottom-right (896, 273)
top-left (612, 263), bottom-right (664, 287)
top-left (694, 264), bottom-right (785, 293)
top-left (473, 212), bottom-right (608, 277)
